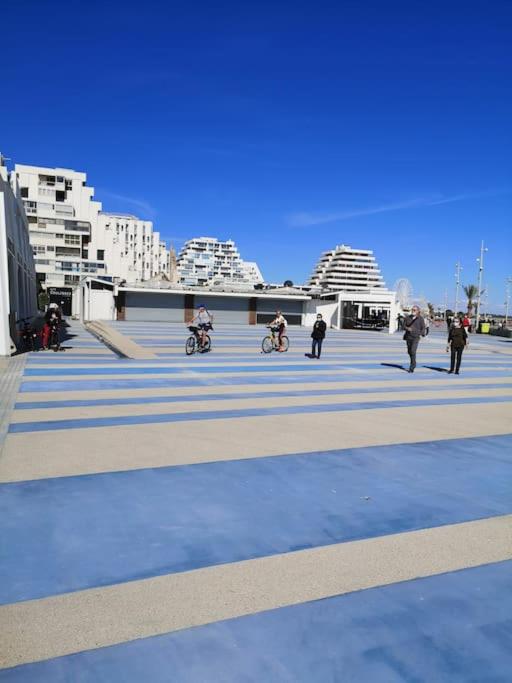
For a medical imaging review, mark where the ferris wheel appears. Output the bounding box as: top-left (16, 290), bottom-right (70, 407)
top-left (394, 278), bottom-right (413, 309)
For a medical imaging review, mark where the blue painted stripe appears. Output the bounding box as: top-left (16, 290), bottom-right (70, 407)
top-left (8, 395), bottom-right (512, 433)
top-left (23, 356), bottom-right (512, 375)
top-left (19, 369), bottom-right (512, 393)
top-left (21, 363), bottom-right (512, 377)
top-left (0, 434), bottom-right (511, 605)
top-left (14, 381), bottom-right (511, 410)
top-left (1, 560), bottom-right (510, 682)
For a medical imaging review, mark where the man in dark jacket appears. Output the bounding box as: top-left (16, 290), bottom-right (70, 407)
top-left (447, 318), bottom-right (468, 374)
top-left (311, 314), bottom-right (327, 358)
top-left (403, 305), bottom-right (426, 373)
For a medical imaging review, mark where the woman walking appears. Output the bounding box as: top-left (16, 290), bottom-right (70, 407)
top-left (447, 318), bottom-right (468, 375)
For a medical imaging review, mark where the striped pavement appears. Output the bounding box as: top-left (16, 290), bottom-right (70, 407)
top-left (0, 320), bottom-right (511, 681)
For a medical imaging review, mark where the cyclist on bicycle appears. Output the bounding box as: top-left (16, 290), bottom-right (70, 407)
top-left (188, 304), bottom-right (213, 350)
top-left (268, 310), bottom-right (287, 352)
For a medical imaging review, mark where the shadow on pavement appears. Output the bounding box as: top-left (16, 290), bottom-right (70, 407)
top-left (381, 363), bottom-right (407, 372)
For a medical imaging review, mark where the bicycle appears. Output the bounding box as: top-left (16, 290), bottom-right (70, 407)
top-left (185, 326), bottom-right (212, 355)
top-left (261, 326), bottom-right (289, 353)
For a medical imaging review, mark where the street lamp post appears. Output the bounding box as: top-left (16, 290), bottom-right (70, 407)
top-left (454, 262), bottom-right (462, 318)
top-left (475, 240), bottom-right (488, 329)
top-left (506, 277), bottom-right (512, 327)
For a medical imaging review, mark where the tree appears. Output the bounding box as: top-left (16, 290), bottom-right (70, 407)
top-left (463, 284), bottom-right (479, 314)
top-left (283, 280), bottom-right (294, 287)
top-left (427, 302), bottom-right (435, 319)
top-left (38, 289), bottom-right (50, 311)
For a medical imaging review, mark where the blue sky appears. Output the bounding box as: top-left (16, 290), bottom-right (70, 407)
top-left (2, 0), bottom-right (511, 310)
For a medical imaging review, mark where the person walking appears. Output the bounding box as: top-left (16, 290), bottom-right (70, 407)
top-left (310, 313), bottom-right (327, 358)
top-left (447, 317), bottom-right (468, 374)
top-left (403, 305), bottom-right (426, 373)
top-left (42, 304), bottom-right (62, 350)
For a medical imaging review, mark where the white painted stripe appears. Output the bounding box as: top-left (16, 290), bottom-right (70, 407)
top-left (10, 387), bottom-right (512, 423)
top-left (1, 402), bottom-right (511, 481)
top-left (15, 375), bottom-right (512, 403)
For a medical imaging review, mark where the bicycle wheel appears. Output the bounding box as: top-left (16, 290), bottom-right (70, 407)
top-left (202, 335), bottom-right (211, 352)
top-left (281, 336), bottom-right (289, 352)
top-left (185, 336), bottom-right (196, 355)
top-left (262, 336), bottom-right (273, 353)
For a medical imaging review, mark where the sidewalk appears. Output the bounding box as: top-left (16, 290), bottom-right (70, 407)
top-left (0, 323), bottom-right (511, 681)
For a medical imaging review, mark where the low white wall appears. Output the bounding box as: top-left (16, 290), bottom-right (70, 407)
top-left (81, 284), bottom-right (115, 322)
top-left (303, 299), bottom-right (339, 328)
top-left (89, 290), bottom-right (115, 321)
top-left (72, 287), bottom-right (81, 319)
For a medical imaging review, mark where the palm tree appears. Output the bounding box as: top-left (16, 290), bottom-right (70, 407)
top-left (463, 284), bottom-right (479, 314)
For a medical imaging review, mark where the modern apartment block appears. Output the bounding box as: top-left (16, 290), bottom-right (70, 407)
top-left (308, 244), bottom-right (386, 291)
top-left (177, 237), bottom-right (264, 286)
top-left (240, 261), bottom-right (264, 284)
top-left (96, 213), bottom-right (169, 283)
top-left (13, 164), bottom-right (104, 291)
top-left (13, 164), bottom-right (170, 311)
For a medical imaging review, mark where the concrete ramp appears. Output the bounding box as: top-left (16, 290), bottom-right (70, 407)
top-left (86, 321), bottom-right (158, 359)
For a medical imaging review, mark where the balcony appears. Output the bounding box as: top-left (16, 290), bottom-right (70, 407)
top-left (55, 247), bottom-right (81, 258)
top-left (64, 220), bottom-right (90, 235)
top-left (55, 205), bottom-right (74, 217)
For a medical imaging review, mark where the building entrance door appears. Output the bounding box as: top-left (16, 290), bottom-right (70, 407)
top-left (49, 287), bottom-right (73, 316)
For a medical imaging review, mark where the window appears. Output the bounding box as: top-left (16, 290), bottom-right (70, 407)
top-left (97, 249), bottom-right (105, 261)
top-left (65, 234), bottom-right (80, 245)
top-left (23, 200), bottom-right (37, 213)
top-left (55, 190), bottom-right (66, 202)
top-left (64, 275), bottom-right (80, 285)
top-left (56, 176), bottom-right (64, 183)
top-left (21, 187), bottom-right (28, 198)
top-left (33, 245), bottom-right (46, 254)
top-left (56, 261), bottom-right (80, 272)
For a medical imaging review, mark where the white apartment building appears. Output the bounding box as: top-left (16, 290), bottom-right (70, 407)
top-left (177, 237), bottom-right (264, 286)
top-left (13, 164), bottom-right (104, 293)
top-left (96, 213), bottom-right (169, 283)
top-left (241, 261), bottom-right (264, 284)
top-left (0, 157), bottom-right (37, 355)
top-left (308, 244), bottom-right (386, 291)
